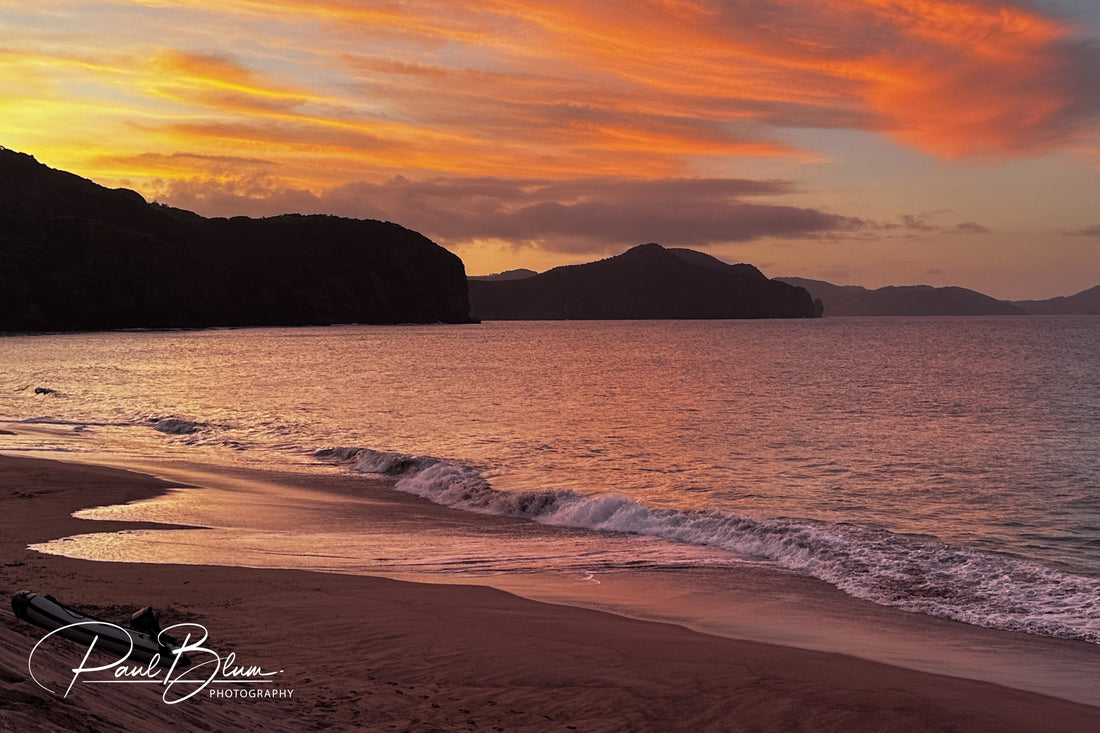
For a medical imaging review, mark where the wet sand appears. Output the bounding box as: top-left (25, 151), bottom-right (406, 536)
top-left (3, 452), bottom-right (1099, 732)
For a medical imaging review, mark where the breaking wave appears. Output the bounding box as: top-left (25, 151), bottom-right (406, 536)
top-left (318, 447), bottom-right (1100, 644)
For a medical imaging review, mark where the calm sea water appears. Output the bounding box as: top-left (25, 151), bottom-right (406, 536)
top-left (2, 317), bottom-right (1098, 643)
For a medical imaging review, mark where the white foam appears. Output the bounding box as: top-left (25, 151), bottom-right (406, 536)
top-left (324, 447), bottom-right (1100, 644)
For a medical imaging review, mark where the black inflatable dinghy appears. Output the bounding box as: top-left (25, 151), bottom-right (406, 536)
top-left (11, 591), bottom-right (189, 667)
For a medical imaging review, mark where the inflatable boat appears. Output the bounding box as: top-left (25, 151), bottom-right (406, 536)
top-left (11, 591), bottom-right (189, 667)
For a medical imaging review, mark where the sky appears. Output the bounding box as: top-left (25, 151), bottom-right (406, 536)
top-left (2, 0), bottom-right (1099, 299)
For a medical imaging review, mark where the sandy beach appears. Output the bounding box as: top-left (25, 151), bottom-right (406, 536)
top-left (3, 452), bottom-right (1100, 732)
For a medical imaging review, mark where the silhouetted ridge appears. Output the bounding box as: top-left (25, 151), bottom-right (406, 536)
top-left (468, 243), bottom-right (817, 320)
top-left (859, 286), bottom-right (1026, 316)
top-left (777, 277), bottom-right (1028, 317)
top-left (668, 247), bottom-right (763, 278)
top-left (765, 277), bottom-right (1100, 316)
top-left (1012, 285), bottom-right (1100, 315)
top-left (0, 148), bottom-right (473, 331)
top-left (468, 268), bottom-right (538, 282)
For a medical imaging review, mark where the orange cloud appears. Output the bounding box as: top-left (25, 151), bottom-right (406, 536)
top-left (3, 1), bottom-right (1098, 200)
top-left (319, 0), bottom-right (1099, 163)
top-left (828, 0), bottom-right (1090, 155)
top-left (477, 0), bottom-right (1096, 156)
top-left (147, 50), bottom-right (316, 109)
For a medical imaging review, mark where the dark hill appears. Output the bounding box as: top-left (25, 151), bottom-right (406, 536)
top-left (1013, 285), bottom-right (1100, 315)
top-left (468, 268), bottom-right (539, 282)
top-left (777, 278), bottom-right (1026, 317)
top-left (850, 286), bottom-right (1026, 316)
top-left (468, 243), bottom-right (819, 320)
top-left (0, 148), bottom-right (473, 332)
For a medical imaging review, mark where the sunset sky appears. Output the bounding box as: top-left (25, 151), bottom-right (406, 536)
top-left (2, 0), bottom-right (1099, 298)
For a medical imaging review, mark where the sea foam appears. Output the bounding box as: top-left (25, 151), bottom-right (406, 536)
top-left (319, 446), bottom-right (1100, 644)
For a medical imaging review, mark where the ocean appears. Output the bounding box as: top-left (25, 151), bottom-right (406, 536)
top-left (2, 317), bottom-right (1099, 697)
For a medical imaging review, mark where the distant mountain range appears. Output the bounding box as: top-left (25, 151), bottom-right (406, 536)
top-left (777, 278), bottom-right (1100, 317)
top-left (5, 147), bottom-right (1094, 331)
top-left (469, 262), bottom-right (1098, 319)
top-left (468, 243), bottom-right (821, 320)
top-left (0, 148), bottom-right (473, 331)
top-left (1011, 286), bottom-right (1100, 315)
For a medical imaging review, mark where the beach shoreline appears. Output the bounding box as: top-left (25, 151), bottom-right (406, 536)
top-left (3, 452), bottom-right (1100, 731)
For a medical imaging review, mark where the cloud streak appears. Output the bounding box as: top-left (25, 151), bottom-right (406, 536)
top-left (153, 174), bottom-right (865, 253)
top-left (893, 211), bottom-right (991, 235)
top-left (4, 0), bottom-right (1099, 186)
